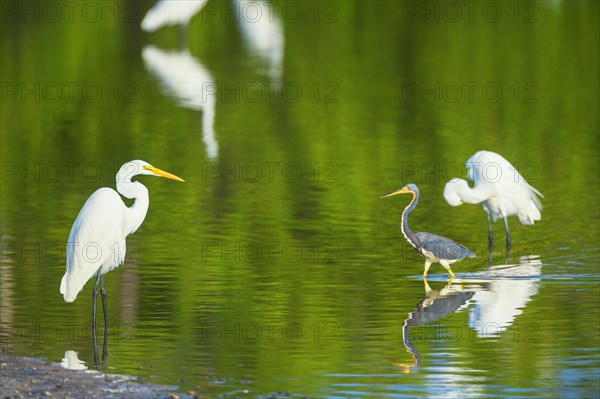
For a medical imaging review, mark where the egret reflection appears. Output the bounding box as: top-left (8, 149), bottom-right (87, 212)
top-left (143, 46), bottom-right (218, 159)
top-left (142, 0), bottom-right (208, 33)
top-left (234, 0), bottom-right (285, 80)
top-left (398, 279), bottom-right (475, 373)
top-left (467, 256), bottom-right (542, 337)
top-left (60, 350), bottom-right (88, 371)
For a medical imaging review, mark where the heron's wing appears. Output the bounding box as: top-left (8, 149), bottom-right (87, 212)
top-left (416, 232), bottom-right (476, 260)
top-left (407, 291), bottom-right (476, 326)
top-left (61, 188), bottom-right (126, 302)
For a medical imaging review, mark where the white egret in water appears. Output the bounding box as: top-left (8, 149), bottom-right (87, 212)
top-left (60, 160), bottom-right (184, 334)
top-left (381, 184), bottom-right (476, 278)
top-left (141, 0), bottom-right (208, 32)
top-left (443, 150), bottom-right (543, 248)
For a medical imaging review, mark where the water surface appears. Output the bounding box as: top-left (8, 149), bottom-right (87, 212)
top-left (1, 1), bottom-right (599, 398)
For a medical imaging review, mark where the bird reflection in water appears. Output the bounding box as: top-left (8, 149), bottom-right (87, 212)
top-left (60, 350), bottom-right (88, 371)
top-left (467, 256), bottom-right (542, 338)
top-left (397, 278), bottom-right (475, 373)
top-left (397, 256), bottom-right (543, 372)
top-left (141, 0), bottom-right (208, 41)
top-left (142, 46), bottom-right (218, 159)
top-left (233, 0), bottom-right (285, 80)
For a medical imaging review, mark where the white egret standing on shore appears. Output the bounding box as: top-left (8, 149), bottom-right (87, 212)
top-left (60, 160), bottom-right (184, 336)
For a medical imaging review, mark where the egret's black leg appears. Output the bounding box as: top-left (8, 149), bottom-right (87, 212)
top-left (504, 217), bottom-right (511, 251)
top-left (92, 272), bottom-right (101, 368)
top-left (100, 275), bottom-right (108, 328)
top-left (101, 319), bottom-right (109, 374)
top-left (487, 214), bottom-right (494, 248)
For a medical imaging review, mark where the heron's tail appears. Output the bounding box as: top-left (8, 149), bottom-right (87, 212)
top-left (60, 272), bottom-right (79, 302)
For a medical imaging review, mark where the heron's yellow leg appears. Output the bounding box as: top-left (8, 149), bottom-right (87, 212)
top-left (422, 261), bottom-right (432, 278)
top-left (439, 260), bottom-right (455, 278)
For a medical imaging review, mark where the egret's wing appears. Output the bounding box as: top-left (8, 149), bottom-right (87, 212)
top-left (416, 232), bottom-right (476, 260)
top-left (61, 188), bottom-right (126, 302)
top-left (466, 151), bottom-right (543, 224)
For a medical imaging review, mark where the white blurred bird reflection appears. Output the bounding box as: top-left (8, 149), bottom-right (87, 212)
top-left (60, 350), bottom-right (88, 370)
top-left (234, 0), bottom-right (284, 80)
top-left (467, 256), bottom-right (542, 337)
top-left (143, 45), bottom-right (218, 159)
top-left (142, 0), bottom-right (208, 33)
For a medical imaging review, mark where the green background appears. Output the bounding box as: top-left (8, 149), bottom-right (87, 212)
top-left (1, 1), bottom-right (599, 397)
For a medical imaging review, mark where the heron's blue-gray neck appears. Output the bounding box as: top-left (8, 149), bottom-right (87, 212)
top-left (401, 191), bottom-right (422, 250)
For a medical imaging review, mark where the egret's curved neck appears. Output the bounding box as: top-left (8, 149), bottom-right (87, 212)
top-left (401, 192), bottom-right (421, 250)
top-left (116, 168), bottom-right (149, 236)
top-left (456, 182), bottom-right (492, 204)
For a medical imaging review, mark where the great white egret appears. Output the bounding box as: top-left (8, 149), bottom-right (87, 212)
top-left (60, 160), bottom-right (184, 334)
top-left (381, 184), bottom-right (476, 278)
top-left (443, 150), bottom-right (543, 248)
top-left (141, 0), bottom-right (208, 32)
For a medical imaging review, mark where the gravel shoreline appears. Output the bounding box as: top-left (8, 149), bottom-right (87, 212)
top-left (0, 355), bottom-right (199, 399)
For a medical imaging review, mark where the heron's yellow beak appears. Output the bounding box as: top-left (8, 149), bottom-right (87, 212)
top-left (144, 165), bottom-right (185, 182)
top-left (380, 186), bottom-right (410, 198)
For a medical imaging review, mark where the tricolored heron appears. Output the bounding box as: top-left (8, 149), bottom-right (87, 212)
top-left (443, 150), bottom-right (543, 249)
top-left (381, 184), bottom-right (476, 278)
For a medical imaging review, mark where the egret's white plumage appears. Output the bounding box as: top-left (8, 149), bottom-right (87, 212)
top-left (141, 0), bottom-right (208, 32)
top-left (60, 160), bottom-right (184, 303)
top-left (443, 150), bottom-right (543, 245)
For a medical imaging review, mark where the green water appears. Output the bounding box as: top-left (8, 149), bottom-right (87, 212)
top-left (1, 0), bottom-right (599, 397)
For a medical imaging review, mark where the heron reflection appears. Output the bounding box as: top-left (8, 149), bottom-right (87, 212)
top-left (467, 256), bottom-right (542, 337)
top-left (142, 45), bottom-right (218, 159)
top-left (398, 279), bottom-right (475, 373)
top-left (234, 0), bottom-right (284, 80)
